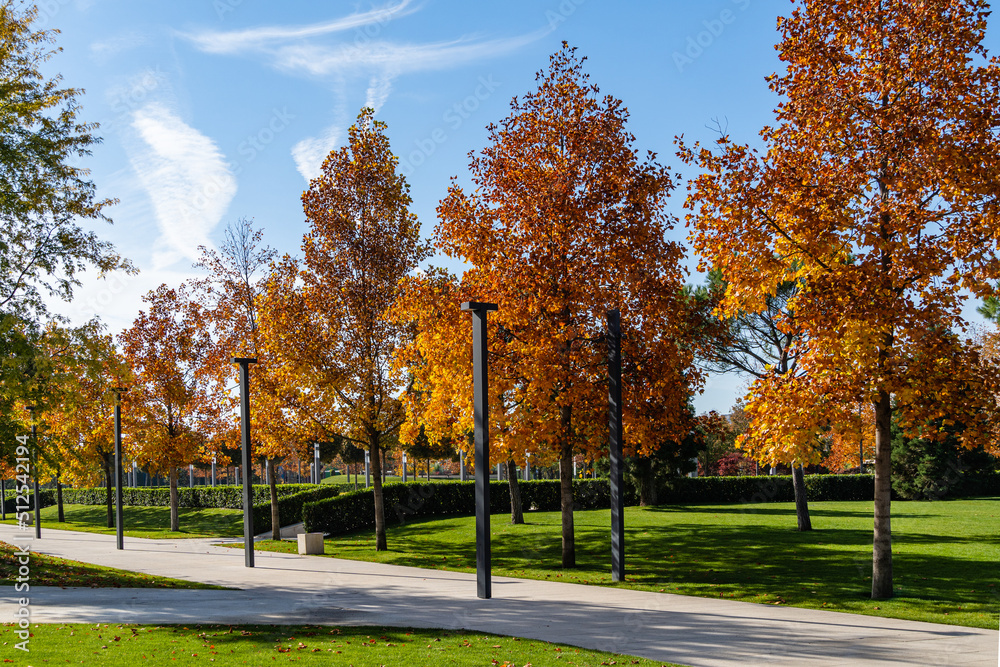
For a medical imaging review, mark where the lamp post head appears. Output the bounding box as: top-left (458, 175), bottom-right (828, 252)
top-left (461, 301), bottom-right (498, 312)
top-left (232, 357), bottom-right (258, 365)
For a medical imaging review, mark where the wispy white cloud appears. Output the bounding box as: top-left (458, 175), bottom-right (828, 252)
top-left (181, 1), bottom-right (540, 182)
top-left (269, 34), bottom-right (541, 78)
top-left (292, 123), bottom-right (343, 183)
top-left (127, 103), bottom-right (237, 268)
top-left (182, 0), bottom-right (418, 55)
top-left (365, 73), bottom-right (394, 114)
top-left (90, 30), bottom-right (149, 63)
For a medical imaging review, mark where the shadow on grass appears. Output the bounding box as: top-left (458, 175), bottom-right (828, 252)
top-left (310, 504), bottom-right (1000, 628)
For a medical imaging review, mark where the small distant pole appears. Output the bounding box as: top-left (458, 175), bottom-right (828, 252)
top-left (402, 452), bottom-right (408, 483)
top-left (313, 442), bottom-right (321, 483)
top-left (233, 358), bottom-right (258, 568)
top-left (211, 456), bottom-right (217, 487)
top-left (607, 310), bottom-right (625, 582)
top-left (461, 300), bottom-right (498, 600)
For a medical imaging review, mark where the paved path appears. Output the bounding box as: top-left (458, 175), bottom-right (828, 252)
top-left (1, 525), bottom-right (996, 667)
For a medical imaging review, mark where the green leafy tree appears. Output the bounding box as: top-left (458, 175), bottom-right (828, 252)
top-left (0, 1), bottom-right (130, 318)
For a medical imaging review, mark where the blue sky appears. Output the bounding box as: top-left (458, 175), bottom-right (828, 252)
top-left (38, 0), bottom-right (999, 413)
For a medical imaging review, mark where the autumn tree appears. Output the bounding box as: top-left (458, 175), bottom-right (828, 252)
top-left (191, 217), bottom-right (298, 541)
top-left (695, 271), bottom-right (814, 529)
top-left (120, 285), bottom-right (219, 531)
top-left (681, 0), bottom-right (1000, 598)
top-left (0, 1), bottom-right (130, 319)
top-left (41, 323), bottom-right (129, 526)
top-left (260, 108), bottom-right (430, 551)
top-left (430, 44), bottom-right (702, 567)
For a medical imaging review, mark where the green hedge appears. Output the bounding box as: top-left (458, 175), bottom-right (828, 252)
top-left (1, 489), bottom-right (56, 515)
top-left (57, 484), bottom-right (319, 509)
top-left (655, 474), bottom-right (876, 504)
top-left (303, 472), bottom-right (999, 536)
top-left (251, 485), bottom-right (341, 533)
top-left (0, 484), bottom-right (340, 532)
top-left (303, 479), bottom-right (630, 535)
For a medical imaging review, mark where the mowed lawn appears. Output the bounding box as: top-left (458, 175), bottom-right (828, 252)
top-left (3, 624), bottom-right (681, 666)
top-left (0, 541), bottom-right (226, 589)
top-left (0, 503), bottom-right (244, 538)
top-left (249, 498), bottom-right (1000, 629)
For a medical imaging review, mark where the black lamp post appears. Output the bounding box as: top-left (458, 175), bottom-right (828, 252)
top-left (233, 358), bottom-right (257, 567)
top-left (607, 310), bottom-right (625, 582)
top-left (26, 406), bottom-right (40, 539)
top-left (461, 300), bottom-right (497, 599)
top-left (112, 388), bottom-right (127, 550)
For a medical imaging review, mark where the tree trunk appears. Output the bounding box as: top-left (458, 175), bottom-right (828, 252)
top-left (370, 437), bottom-right (387, 551)
top-left (635, 457), bottom-right (656, 507)
top-left (104, 455), bottom-right (114, 528)
top-left (168, 467), bottom-right (180, 532)
top-left (792, 464), bottom-right (811, 531)
top-left (56, 477), bottom-right (64, 523)
top-left (268, 457), bottom-right (281, 540)
top-left (872, 389), bottom-right (893, 599)
top-left (560, 406), bottom-right (575, 568)
top-left (506, 459), bottom-right (524, 524)
top-left (426, 458), bottom-right (431, 481)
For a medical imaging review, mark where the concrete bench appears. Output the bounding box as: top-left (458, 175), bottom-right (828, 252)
top-left (297, 532), bottom-right (324, 555)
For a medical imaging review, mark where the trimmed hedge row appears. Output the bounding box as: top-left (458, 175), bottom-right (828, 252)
top-left (251, 485), bottom-right (341, 532)
top-left (58, 484), bottom-right (319, 509)
top-left (303, 479), bottom-right (634, 535)
top-left (0, 485), bottom-right (340, 533)
top-left (655, 474), bottom-right (877, 504)
top-left (1, 489), bottom-right (56, 515)
top-left (303, 472), bottom-right (999, 536)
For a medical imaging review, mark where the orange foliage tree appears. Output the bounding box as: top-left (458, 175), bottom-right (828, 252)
top-left (40, 323), bottom-right (130, 526)
top-left (680, 0), bottom-right (1000, 598)
top-left (191, 217), bottom-right (301, 540)
top-left (422, 44), bottom-right (702, 567)
top-left (260, 108), bottom-right (430, 551)
top-left (822, 402), bottom-right (875, 473)
top-left (120, 285), bottom-right (221, 531)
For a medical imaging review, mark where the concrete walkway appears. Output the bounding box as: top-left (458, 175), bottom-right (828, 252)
top-left (1, 525), bottom-right (996, 667)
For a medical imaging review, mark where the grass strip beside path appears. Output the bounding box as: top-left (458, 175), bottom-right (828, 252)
top-left (5, 623), bottom-right (680, 666)
top-left (243, 499), bottom-right (1000, 630)
top-left (0, 541), bottom-right (227, 589)
top-left (0, 504), bottom-right (244, 539)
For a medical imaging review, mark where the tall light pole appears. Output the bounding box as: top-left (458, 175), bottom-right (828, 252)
top-left (607, 310), bottom-right (625, 582)
top-left (233, 358), bottom-right (257, 568)
top-left (112, 388), bottom-right (126, 550)
top-left (27, 406), bottom-right (40, 539)
top-left (461, 300), bottom-right (497, 599)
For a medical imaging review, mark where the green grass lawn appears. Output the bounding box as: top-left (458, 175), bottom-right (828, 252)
top-left (0, 541), bottom-right (226, 589)
top-left (243, 498), bottom-right (1000, 630)
top-left (0, 504), bottom-right (244, 538)
top-left (4, 623), bottom-right (679, 666)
